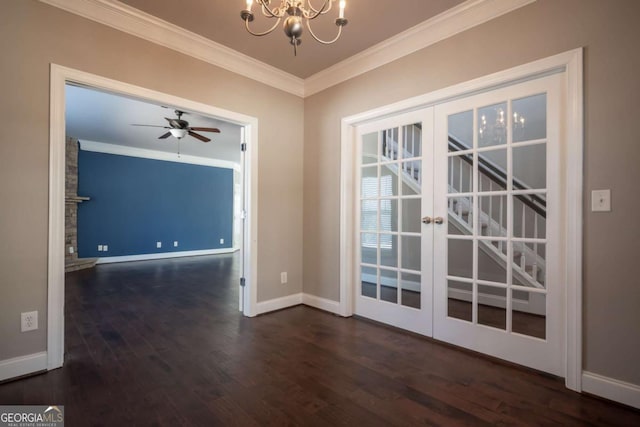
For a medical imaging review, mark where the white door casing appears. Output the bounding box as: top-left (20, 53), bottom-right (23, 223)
top-left (48, 64), bottom-right (260, 372)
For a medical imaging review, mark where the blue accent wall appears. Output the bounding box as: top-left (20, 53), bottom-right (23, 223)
top-left (77, 150), bottom-right (233, 258)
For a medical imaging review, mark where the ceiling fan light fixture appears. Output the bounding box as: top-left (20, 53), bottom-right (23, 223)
top-left (170, 128), bottom-right (188, 139)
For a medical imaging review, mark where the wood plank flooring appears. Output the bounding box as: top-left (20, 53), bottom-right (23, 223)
top-left (1, 254), bottom-right (638, 425)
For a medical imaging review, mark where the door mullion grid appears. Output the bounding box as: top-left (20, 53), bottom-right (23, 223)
top-left (376, 130), bottom-right (382, 301)
top-left (506, 98), bottom-right (514, 334)
top-left (397, 126), bottom-right (404, 304)
top-left (472, 108), bottom-right (479, 325)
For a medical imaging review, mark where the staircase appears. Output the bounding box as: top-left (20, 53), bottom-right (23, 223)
top-left (382, 127), bottom-right (546, 290)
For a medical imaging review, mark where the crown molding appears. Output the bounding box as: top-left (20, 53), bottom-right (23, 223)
top-left (304, 0), bottom-right (537, 96)
top-left (39, 0), bottom-right (305, 97)
top-left (39, 0), bottom-right (535, 99)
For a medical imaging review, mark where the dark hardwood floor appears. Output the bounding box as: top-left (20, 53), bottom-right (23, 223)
top-left (1, 254), bottom-right (638, 425)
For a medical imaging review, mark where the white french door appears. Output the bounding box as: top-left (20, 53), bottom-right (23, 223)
top-left (354, 72), bottom-right (565, 376)
top-left (355, 108), bottom-right (434, 336)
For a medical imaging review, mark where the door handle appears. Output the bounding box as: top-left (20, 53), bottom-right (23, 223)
top-left (434, 216), bottom-right (444, 225)
top-left (422, 216), bottom-right (432, 224)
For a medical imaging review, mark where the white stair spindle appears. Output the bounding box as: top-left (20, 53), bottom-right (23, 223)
top-left (459, 159), bottom-right (463, 194)
top-left (521, 202), bottom-right (526, 238)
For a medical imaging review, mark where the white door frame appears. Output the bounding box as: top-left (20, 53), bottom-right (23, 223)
top-left (48, 64), bottom-right (260, 372)
top-left (339, 48), bottom-right (583, 391)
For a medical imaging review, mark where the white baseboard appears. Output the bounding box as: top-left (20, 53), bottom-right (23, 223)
top-left (254, 293), bottom-right (303, 316)
top-left (302, 294), bottom-right (342, 315)
top-left (0, 352), bottom-right (47, 382)
top-left (582, 371), bottom-right (640, 409)
top-left (96, 248), bottom-right (237, 264)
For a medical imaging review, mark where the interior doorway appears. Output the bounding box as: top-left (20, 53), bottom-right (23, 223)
top-left (48, 64), bottom-right (260, 372)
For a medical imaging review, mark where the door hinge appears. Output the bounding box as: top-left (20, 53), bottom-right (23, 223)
top-left (241, 142), bottom-right (247, 152)
top-left (240, 277), bottom-right (246, 287)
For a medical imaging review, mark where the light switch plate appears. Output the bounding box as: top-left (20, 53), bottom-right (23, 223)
top-left (591, 189), bottom-right (611, 212)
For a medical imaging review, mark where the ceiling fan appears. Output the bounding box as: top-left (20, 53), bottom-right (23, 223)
top-left (132, 110), bottom-right (221, 142)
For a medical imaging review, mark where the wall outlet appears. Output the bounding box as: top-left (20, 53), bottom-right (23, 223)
top-left (68, 246), bottom-right (74, 254)
top-left (103, 245), bottom-right (108, 252)
top-left (220, 238), bottom-right (224, 245)
top-left (21, 311), bottom-right (38, 332)
top-left (156, 241), bottom-right (162, 248)
top-left (280, 272), bottom-right (288, 284)
top-left (174, 241), bottom-right (178, 247)
top-left (98, 245), bottom-right (103, 252)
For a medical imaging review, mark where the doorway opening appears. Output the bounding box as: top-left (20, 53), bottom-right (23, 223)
top-left (48, 64), bottom-right (259, 372)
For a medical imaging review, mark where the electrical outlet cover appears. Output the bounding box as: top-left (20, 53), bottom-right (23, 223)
top-left (21, 311), bottom-right (38, 332)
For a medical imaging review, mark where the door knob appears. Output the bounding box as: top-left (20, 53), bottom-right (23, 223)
top-left (422, 216), bottom-right (432, 224)
top-left (434, 216), bottom-right (444, 224)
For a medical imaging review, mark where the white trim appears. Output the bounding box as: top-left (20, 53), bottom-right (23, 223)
top-left (304, 0), bottom-right (536, 96)
top-left (95, 248), bottom-right (237, 264)
top-left (582, 372), bottom-right (640, 410)
top-left (254, 293), bottom-right (303, 316)
top-left (39, 0), bottom-right (304, 97)
top-left (563, 48), bottom-right (584, 393)
top-left (79, 140), bottom-right (240, 171)
top-left (48, 64), bottom-right (259, 374)
top-left (38, 0), bottom-right (535, 98)
top-left (302, 294), bottom-right (342, 315)
top-left (339, 48), bottom-right (583, 390)
top-left (0, 352), bottom-right (47, 382)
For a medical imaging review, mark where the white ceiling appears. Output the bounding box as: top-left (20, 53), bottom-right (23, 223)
top-left (118, 0), bottom-right (466, 78)
top-left (65, 84), bottom-right (242, 163)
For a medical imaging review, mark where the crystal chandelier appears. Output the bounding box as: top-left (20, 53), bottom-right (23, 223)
top-left (241, 0), bottom-right (348, 55)
top-left (479, 108), bottom-right (526, 145)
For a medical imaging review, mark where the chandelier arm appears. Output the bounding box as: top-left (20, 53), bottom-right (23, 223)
top-left (257, 0), bottom-right (284, 18)
top-left (305, 19), bottom-right (343, 44)
top-left (245, 16), bottom-right (282, 37)
top-left (306, 0), bottom-right (332, 16)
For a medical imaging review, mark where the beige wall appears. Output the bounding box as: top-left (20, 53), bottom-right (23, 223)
top-left (303, 0), bottom-right (640, 385)
top-left (0, 1), bottom-right (304, 360)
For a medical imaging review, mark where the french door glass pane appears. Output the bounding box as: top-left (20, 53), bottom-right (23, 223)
top-left (401, 198), bottom-right (421, 233)
top-left (448, 110), bottom-right (473, 150)
top-left (511, 290), bottom-right (546, 339)
top-left (447, 280), bottom-right (472, 322)
top-left (401, 235), bottom-right (421, 271)
top-left (448, 155), bottom-right (473, 193)
top-left (403, 124), bottom-right (422, 159)
top-left (361, 266), bottom-right (377, 298)
top-left (512, 93), bottom-right (546, 143)
top-left (380, 269), bottom-right (398, 303)
top-left (362, 132), bottom-right (379, 164)
top-left (477, 285), bottom-right (507, 330)
top-left (360, 121), bottom-right (423, 312)
top-left (478, 148), bottom-right (507, 193)
top-left (513, 143), bottom-right (546, 190)
top-left (380, 234), bottom-right (398, 268)
top-left (401, 272), bottom-right (421, 309)
top-left (478, 242), bottom-right (507, 284)
top-left (448, 239), bottom-right (473, 279)
top-left (478, 102), bottom-right (508, 147)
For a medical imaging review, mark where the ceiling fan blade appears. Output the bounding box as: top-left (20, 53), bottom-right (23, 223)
top-left (158, 132), bottom-right (172, 139)
top-left (188, 131), bottom-right (211, 143)
top-left (131, 124), bottom-right (170, 128)
top-left (189, 127), bottom-right (221, 133)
